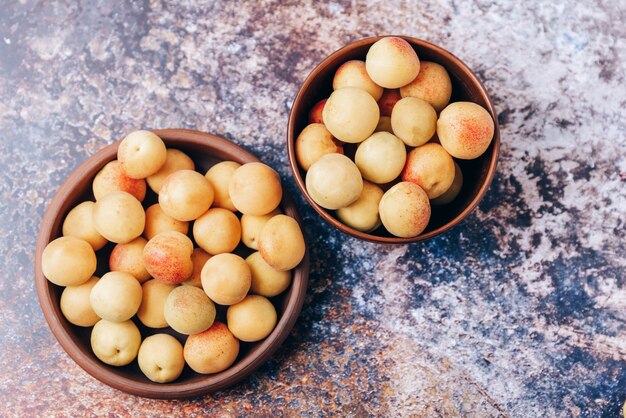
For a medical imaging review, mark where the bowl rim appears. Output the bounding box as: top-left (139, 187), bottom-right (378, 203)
top-left (35, 128), bottom-right (310, 399)
top-left (287, 35), bottom-right (500, 244)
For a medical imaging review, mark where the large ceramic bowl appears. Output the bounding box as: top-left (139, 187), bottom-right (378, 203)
top-left (35, 129), bottom-right (309, 399)
top-left (287, 36), bottom-right (500, 243)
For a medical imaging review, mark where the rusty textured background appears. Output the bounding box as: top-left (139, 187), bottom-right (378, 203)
top-left (1, 0), bottom-right (625, 416)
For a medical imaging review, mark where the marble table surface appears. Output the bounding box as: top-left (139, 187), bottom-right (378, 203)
top-left (1, 0), bottom-right (624, 416)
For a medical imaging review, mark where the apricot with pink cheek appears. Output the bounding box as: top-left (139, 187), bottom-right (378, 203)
top-left (365, 37), bottom-right (420, 89)
top-left (437, 101), bottom-right (495, 159)
top-left (184, 322), bottom-right (239, 374)
top-left (143, 231), bottom-right (194, 285)
top-left (400, 61), bottom-right (452, 112)
top-left (93, 160), bottom-right (147, 202)
top-left (401, 143), bottom-right (455, 199)
top-left (109, 237), bottom-right (151, 283)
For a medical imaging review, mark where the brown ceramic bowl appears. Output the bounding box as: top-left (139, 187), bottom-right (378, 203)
top-left (287, 36), bottom-right (500, 243)
top-left (35, 129), bottom-right (309, 399)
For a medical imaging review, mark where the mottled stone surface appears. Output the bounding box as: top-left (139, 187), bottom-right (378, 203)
top-left (1, 0), bottom-right (625, 416)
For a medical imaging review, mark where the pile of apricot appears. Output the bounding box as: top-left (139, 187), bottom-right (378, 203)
top-left (296, 37), bottom-right (494, 238)
top-left (42, 131), bottom-right (305, 383)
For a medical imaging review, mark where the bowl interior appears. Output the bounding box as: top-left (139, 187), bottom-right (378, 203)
top-left (288, 36), bottom-right (499, 243)
top-left (35, 129), bottom-right (309, 398)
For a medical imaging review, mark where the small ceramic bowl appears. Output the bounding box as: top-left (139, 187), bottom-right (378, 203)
top-left (287, 36), bottom-right (500, 243)
top-left (35, 129), bottom-right (309, 399)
